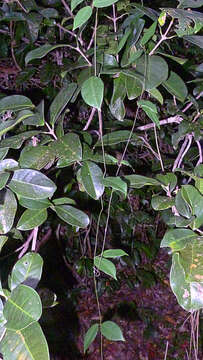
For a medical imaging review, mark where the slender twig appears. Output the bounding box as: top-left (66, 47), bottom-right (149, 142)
top-left (182, 91), bottom-right (203, 113)
top-left (154, 124), bottom-right (164, 172)
top-left (137, 115), bottom-right (182, 131)
top-left (45, 121), bottom-right (58, 140)
top-left (36, 228), bottom-right (52, 251)
top-left (112, 4), bottom-right (119, 62)
top-left (61, 0), bottom-right (73, 18)
top-left (83, 108), bottom-right (97, 131)
top-left (16, 0), bottom-right (29, 13)
top-left (196, 140), bottom-right (203, 167)
top-left (56, 23), bottom-right (76, 38)
top-left (31, 227), bottom-right (39, 251)
top-left (16, 230), bottom-right (34, 258)
top-left (172, 136), bottom-right (189, 172)
top-left (164, 341), bottom-right (169, 360)
top-left (177, 134), bottom-right (193, 168)
top-left (149, 19), bottom-right (174, 56)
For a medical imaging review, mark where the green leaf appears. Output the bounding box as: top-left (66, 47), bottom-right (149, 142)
top-left (0, 131), bottom-right (40, 149)
top-left (25, 43), bottom-right (70, 64)
top-left (84, 323), bottom-right (99, 353)
top-left (9, 169), bottom-right (57, 199)
top-left (162, 71), bottom-right (188, 102)
top-left (148, 88), bottom-right (163, 105)
top-left (109, 98), bottom-right (125, 121)
top-left (170, 252), bottom-right (203, 312)
top-left (54, 205), bottom-right (90, 228)
top-left (94, 256), bottom-right (117, 280)
top-left (0, 110), bottom-right (34, 137)
top-left (178, 0), bottom-right (203, 8)
top-left (125, 76), bottom-right (142, 100)
top-left (73, 6), bottom-right (92, 30)
top-left (19, 145), bottom-right (55, 170)
top-left (93, 0), bottom-right (118, 7)
top-left (183, 35), bottom-right (203, 49)
top-left (1, 321), bottom-right (49, 360)
top-left (0, 95), bottom-right (34, 114)
top-left (181, 185), bottom-right (203, 228)
top-left (0, 236), bottom-right (8, 253)
top-left (95, 131), bottom-right (140, 147)
top-left (157, 52), bottom-right (187, 65)
top-left (18, 197), bottom-right (51, 210)
top-left (101, 321), bottom-right (125, 341)
top-left (53, 133), bottom-right (82, 166)
top-left (0, 159), bottom-right (18, 171)
top-left (52, 197), bottom-right (76, 206)
top-left (151, 195), bottom-right (174, 210)
top-left (81, 76), bottom-right (104, 110)
top-left (111, 73), bottom-right (126, 105)
top-left (160, 228), bottom-right (197, 251)
top-left (71, 0), bottom-right (84, 11)
top-left (103, 249), bottom-right (128, 258)
top-left (140, 21), bottom-right (157, 46)
top-left (80, 161), bottom-right (104, 200)
top-left (122, 55), bottom-right (168, 90)
top-left (10, 253), bottom-right (43, 291)
top-left (49, 84), bottom-right (77, 126)
top-left (137, 100), bottom-right (160, 128)
top-left (156, 173), bottom-right (177, 192)
top-left (179, 239), bottom-right (203, 283)
top-left (175, 190), bottom-right (191, 218)
top-left (103, 177), bottom-right (127, 197)
top-left (3, 285), bottom-right (42, 330)
top-left (17, 209), bottom-right (48, 231)
top-left (0, 189), bottom-right (17, 234)
top-left (125, 174), bottom-right (161, 188)
top-left (0, 172), bottom-right (9, 190)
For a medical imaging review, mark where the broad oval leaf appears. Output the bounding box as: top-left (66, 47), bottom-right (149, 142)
top-left (95, 130), bottom-right (140, 147)
top-left (10, 253), bottom-right (43, 291)
top-left (80, 161), bottom-right (104, 200)
top-left (18, 197), bottom-right (51, 210)
top-left (25, 44), bottom-right (69, 64)
top-left (0, 110), bottom-right (34, 137)
top-left (54, 205), bottom-right (90, 228)
top-left (162, 71), bottom-right (188, 102)
top-left (0, 172), bottom-right (9, 190)
top-left (160, 228), bottom-right (197, 251)
top-left (0, 131), bottom-right (40, 150)
top-left (71, 0), bottom-right (84, 11)
top-left (137, 100), bottom-right (160, 128)
top-left (151, 195), bottom-right (174, 210)
top-left (17, 209), bottom-right (48, 231)
top-left (84, 323), bottom-right (99, 353)
top-left (81, 76), bottom-right (104, 110)
top-left (19, 145), bottom-right (55, 170)
top-left (1, 322), bottom-right (49, 360)
top-left (0, 189), bottom-right (17, 234)
top-left (93, 0), bottom-right (118, 7)
top-left (102, 177), bottom-right (127, 197)
top-left (0, 95), bottom-right (34, 114)
top-left (94, 256), bottom-right (117, 280)
top-left (125, 174), bottom-right (161, 188)
top-left (0, 159), bottom-right (18, 171)
top-left (3, 285), bottom-right (42, 330)
top-left (101, 321), bottom-right (125, 341)
top-left (8, 169), bottom-right (57, 199)
top-left (53, 133), bottom-right (82, 166)
top-left (73, 6), bottom-right (92, 30)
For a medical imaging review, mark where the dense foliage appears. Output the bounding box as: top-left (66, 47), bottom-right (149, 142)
top-left (0, 0), bottom-right (203, 359)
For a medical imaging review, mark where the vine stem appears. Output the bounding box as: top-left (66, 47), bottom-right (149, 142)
top-left (149, 19), bottom-right (174, 56)
top-left (154, 124), bottom-right (164, 172)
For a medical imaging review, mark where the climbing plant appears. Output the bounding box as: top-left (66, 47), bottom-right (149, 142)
top-left (0, 0), bottom-right (202, 358)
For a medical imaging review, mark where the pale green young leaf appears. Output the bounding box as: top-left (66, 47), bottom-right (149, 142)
top-left (84, 324), bottom-right (99, 353)
top-left (103, 249), bottom-right (128, 258)
top-left (101, 321), bottom-right (125, 341)
top-left (71, 0), bottom-right (84, 11)
top-left (94, 256), bottom-right (117, 280)
top-left (137, 100), bottom-right (160, 128)
top-left (103, 177), bottom-right (127, 197)
top-left (93, 0), bottom-right (118, 7)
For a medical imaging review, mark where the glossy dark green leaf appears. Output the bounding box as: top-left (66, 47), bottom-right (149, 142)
top-left (49, 84), bottom-right (77, 126)
top-left (18, 197), bottom-right (51, 210)
top-left (9, 169), bottom-right (57, 199)
top-left (109, 98), bottom-right (125, 121)
top-left (103, 177), bottom-right (127, 197)
top-left (101, 321), bottom-right (125, 341)
top-left (184, 36), bottom-right (203, 49)
top-left (95, 131), bottom-right (140, 147)
top-left (125, 174), bottom-right (161, 188)
top-left (81, 77), bottom-right (104, 110)
top-left (23, 101), bottom-right (45, 126)
top-left (54, 205), bottom-right (90, 228)
top-left (111, 73), bottom-right (126, 105)
top-left (140, 21), bottom-right (157, 46)
top-left (94, 256), bottom-right (117, 280)
top-left (52, 197), bottom-right (76, 205)
top-left (160, 228), bottom-right (197, 251)
top-left (25, 43), bottom-right (70, 64)
top-left (10, 252), bottom-right (43, 290)
top-left (53, 133), bottom-right (82, 166)
top-left (80, 161), bottom-right (104, 200)
top-left (0, 189), bottom-right (17, 234)
top-left (162, 71), bottom-right (188, 102)
top-left (0, 236), bottom-right (8, 253)
top-left (175, 190), bottom-right (191, 218)
top-left (156, 173), bottom-right (177, 192)
top-left (17, 209), bottom-right (48, 231)
top-left (3, 285), bottom-right (42, 330)
top-left (84, 323), bottom-right (99, 353)
top-left (125, 76), bottom-right (142, 100)
top-left (1, 321), bottom-right (49, 360)
top-left (151, 195), bottom-right (174, 210)
top-left (0, 95), bottom-right (34, 113)
top-left (148, 88), bottom-right (163, 104)
top-left (73, 6), bottom-right (92, 30)
top-left (19, 145), bottom-right (55, 170)
top-left (0, 131), bottom-right (40, 149)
